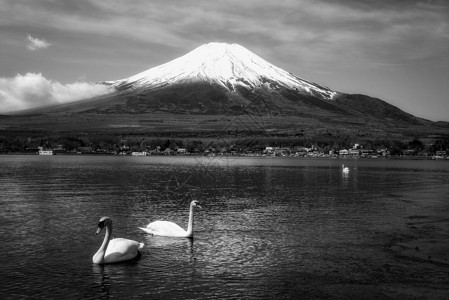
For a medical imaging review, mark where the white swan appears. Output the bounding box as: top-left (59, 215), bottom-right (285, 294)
top-left (139, 200), bottom-right (201, 238)
top-left (342, 164), bottom-right (349, 174)
top-left (92, 216), bottom-right (144, 264)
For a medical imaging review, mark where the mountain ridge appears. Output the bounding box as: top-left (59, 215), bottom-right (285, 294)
top-left (4, 42), bottom-right (447, 144)
top-left (102, 42), bottom-right (338, 101)
top-left (91, 42), bottom-right (429, 127)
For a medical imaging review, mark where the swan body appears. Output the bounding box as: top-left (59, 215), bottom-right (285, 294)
top-left (342, 164), bottom-right (349, 174)
top-left (93, 216), bottom-right (144, 264)
top-left (140, 200), bottom-right (201, 238)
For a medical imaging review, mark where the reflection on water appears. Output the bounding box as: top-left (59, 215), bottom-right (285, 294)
top-left (0, 155), bottom-right (449, 299)
top-left (145, 235), bottom-right (194, 248)
top-left (91, 264), bottom-right (111, 298)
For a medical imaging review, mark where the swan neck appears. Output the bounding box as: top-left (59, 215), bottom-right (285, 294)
top-left (96, 222), bottom-right (112, 263)
top-left (186, 204), bottom-right (194, 236)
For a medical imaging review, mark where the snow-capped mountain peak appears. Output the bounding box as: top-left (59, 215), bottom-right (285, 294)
top-left (109, 42), bottom-right (337, 100)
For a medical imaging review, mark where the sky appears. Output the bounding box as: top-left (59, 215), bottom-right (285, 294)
top-left (0, 0), bottom-right (448, 121)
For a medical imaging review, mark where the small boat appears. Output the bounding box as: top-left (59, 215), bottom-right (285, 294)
top-left (432, 155), bottom-right (444, 160)
top-left (131, 152), bottom-right (147, 156)
top-left (38, 150), bottom-right (55, 155)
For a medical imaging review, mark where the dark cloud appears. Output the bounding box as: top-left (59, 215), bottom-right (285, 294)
top-left (3, 0), bottom-right (448, 65)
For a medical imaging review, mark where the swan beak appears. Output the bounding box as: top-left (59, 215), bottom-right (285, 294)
top-left (196, 204), bottom-right (202, 209)
top-left (96, 227), bottom-right (102, 235)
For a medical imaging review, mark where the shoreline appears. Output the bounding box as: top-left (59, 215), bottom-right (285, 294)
top-left (0, 151), bottom-right (447, 161)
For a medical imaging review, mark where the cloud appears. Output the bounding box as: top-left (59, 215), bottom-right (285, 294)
top-left (26, 34), bottom-right (51, 51)
top-left (0, 73), bottom-right (114, 113)
top-left (4, 1), bottom-right (448, 65)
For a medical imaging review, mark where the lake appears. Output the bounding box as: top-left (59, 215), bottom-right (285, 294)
top-left (1, 155), bottom-right (448, 299)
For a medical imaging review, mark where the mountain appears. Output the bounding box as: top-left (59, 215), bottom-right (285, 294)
top-left (90, 42), bottom-right (342, 116)
top-left (3, 42), bottom-right (447, 142)
top-left (32, 42), bottom-right (422, 123)
top-left (104, 42), bottom-right (337, 100)
top-left (20, 43), bottom-right (412, 119)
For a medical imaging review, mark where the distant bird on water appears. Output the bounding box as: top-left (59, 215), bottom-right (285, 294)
top-left (342, 164), bottom-right (349, 174)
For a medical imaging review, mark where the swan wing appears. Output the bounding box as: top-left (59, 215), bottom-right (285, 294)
top-left (145, 220), bottom-right (188, 237)
top-left (104, 238), bottom-right (143, 263)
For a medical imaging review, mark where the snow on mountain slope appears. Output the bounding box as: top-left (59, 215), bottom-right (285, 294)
top-left (107, 42), bottom-right (337, 100)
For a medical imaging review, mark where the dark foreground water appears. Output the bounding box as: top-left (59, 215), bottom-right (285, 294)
top-left (1, 155), bottom-right (448, 299)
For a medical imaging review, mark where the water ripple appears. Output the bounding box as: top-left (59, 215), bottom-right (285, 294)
top-left (1, 156), bottom-right (449, 299)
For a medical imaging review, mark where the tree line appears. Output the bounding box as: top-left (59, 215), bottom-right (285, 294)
top-left (1, 132), bottom-right (448, 156)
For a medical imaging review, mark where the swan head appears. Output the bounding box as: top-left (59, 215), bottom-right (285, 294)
top-left (96, 216), bottom-right (112, 234)
top-left (191, 200), bottom-right (202, 209)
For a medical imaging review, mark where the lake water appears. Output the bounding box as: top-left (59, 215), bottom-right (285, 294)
top-left (1, 155), bottom-right (449, 299)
